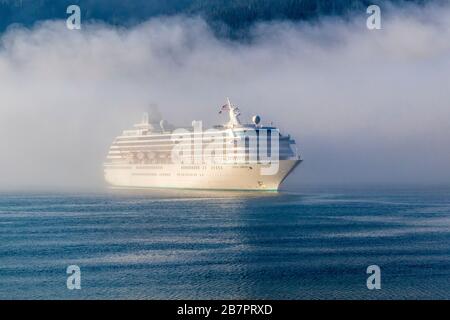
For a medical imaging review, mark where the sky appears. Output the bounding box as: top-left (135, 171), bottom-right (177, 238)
top-left (0, 2), bottom-right (449, 190)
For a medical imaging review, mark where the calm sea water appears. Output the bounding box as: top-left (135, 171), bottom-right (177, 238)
top-left (0, 186), bottom-right (449, 299)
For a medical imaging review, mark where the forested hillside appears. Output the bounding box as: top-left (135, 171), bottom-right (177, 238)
top-left (0, 0), bottom-right (430, 34)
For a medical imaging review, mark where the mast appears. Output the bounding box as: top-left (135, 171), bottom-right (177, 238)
top-left (226, 98), bottom-right (241, 127)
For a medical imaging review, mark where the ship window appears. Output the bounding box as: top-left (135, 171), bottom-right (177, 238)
top-left (256, 129), bottom-right (260, 161)
top-left (245, 136), bottom-right (249, 163)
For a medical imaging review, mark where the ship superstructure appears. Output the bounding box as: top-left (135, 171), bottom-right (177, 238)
top-left (104, 99), bottom-right (301, 190)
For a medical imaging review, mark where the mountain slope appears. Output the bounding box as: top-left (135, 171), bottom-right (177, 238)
top-left (0, 0), bottom-right (430, 34)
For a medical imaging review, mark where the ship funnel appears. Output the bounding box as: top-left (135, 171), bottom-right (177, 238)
top-left (142, 112), bottom-right (149, 124)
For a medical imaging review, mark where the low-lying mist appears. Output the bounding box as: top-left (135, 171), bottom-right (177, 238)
top-left (1, 3), bottom-right (449, 191)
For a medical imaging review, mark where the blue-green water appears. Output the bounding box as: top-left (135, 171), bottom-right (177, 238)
top-left (1, 187), bottom-right (449, 299)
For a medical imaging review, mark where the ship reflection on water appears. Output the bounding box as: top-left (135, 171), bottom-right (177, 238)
top-left (0, 186), bottom-right (449, 299)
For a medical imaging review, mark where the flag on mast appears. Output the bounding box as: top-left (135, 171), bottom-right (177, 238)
top-left (219, 104), bottom-right (229, 114)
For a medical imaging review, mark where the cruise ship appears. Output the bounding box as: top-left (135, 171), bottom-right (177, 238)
top-left (104, 99), bottom-right (302, 191)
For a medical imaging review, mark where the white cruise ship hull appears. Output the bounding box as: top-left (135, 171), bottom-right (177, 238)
top-left (104, 159), bottom-right (300, 191)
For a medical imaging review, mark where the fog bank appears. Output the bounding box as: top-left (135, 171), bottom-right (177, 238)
top-left (1, 3), bottom-right (450, 190)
